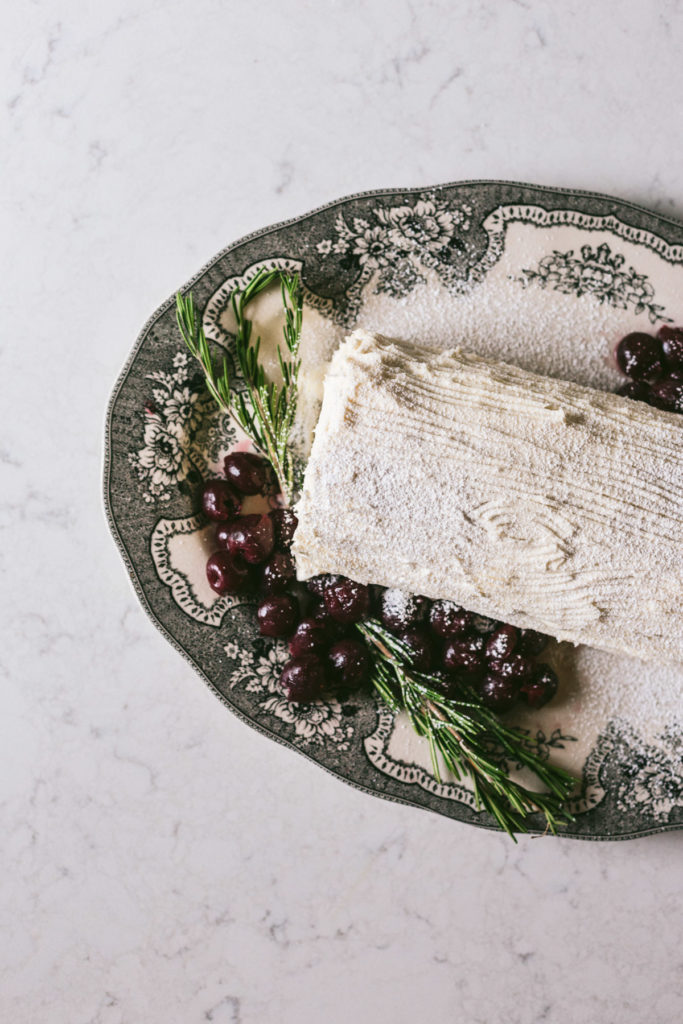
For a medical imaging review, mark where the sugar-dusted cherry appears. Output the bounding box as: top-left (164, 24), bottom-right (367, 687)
top-left (479, 673), bottom-right (520, 711)
top-left (648, 378), bottom-right (683, 413)
top-left (520, 663), bottom-right (559, 709)
top-left (379, 588), bottom-right (429, 633)
top-left (306, 574), bottom-right (335, 599)
top-left (222, 513), bottom-right (275, 565)
top-left (658, 325), bottom-right (683, 373)
top-left (485, 624), bottom-right (518, 662)
top-left (323, 576), bottom-right (370, 624)
top-left (615, 332), bottom-right (663, 381)
top-left (487, 653), bottom-right (533, 684)
top-left (200, 479), bottom-right (241, 521)
top-left (269, 507), bottom-right (298, 551)
top-left (516, 628), bottom-right (550, 658)
top-left (262, 550), bottom-right (296, 594)
top-left (429, 600), bottom-right (472, 639)
top-left (399, 627), bottom-right (433, 672)
top-left (443, 638), bottom-right (485, 679)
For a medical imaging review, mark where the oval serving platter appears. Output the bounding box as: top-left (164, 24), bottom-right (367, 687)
top-left (104, 180), bottom-right (683, 839)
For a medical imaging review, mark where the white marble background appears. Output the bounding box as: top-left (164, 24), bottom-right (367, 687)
top-left (2, 1), bottom-right (682, 1021)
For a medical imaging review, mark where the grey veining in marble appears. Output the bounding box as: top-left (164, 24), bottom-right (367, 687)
top-left (2, 0), bottom-right (682, 1021)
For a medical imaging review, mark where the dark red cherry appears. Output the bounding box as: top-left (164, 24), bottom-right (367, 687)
top-left (306, 574), bottom-right (335, 599)
top-left (487, 654), bottom-right (533, 684)
top-left (615, 332), bottom-right (663, 380)
top-left (328, 639), bottom-right (370, 690)
top-left (215, 522), bottom-right (231, 549)
top-left (200, 479), bottom-right (242, 521)
top-left (269, 507), bottom-right (298, 550)
top-left (222, 513), bottom-right (274, 564)
top-left (309, 598), bottom-right (332, 624)
top-left (485, 624), bottom-right (518, 662)
top-left (647, 378), bottom-right (683, 413)
top-left (464, 633), bottom-right (486, 655)
top-left (223, 451), bottom-right (267, 495)
top-left (399, 627), bottom-right (433, 672)
top-left (616, 380), bottom-right (649, 402)
top-left (308, 599), bottom-right (349, 638)
top-left (658, 325), bottom-right (683, 372)
top-left (379, 589), bottom-right (429, 633)
top-left (517, 629), bottom-right (550, 658)
top-left (443, 638), bottom-right (485, 679)
top-left (205, 550), bottom-right (249, 595)
top-left (323, 576), bottom-right (370, 624)
top-left (289, 618), bottom-right (329, 658)
top-left (262, 550), bottom-right (296, 594)
top-left (429, 601), bottom-right (472, 639)
top-left (279, 656), bottom-right (326, 702)
top-left (520, 663), bottom-right (559, 709)
top-left (479, 674), bottom-right (520, 711)
top-left (256, 595), bottom-right (298, 637)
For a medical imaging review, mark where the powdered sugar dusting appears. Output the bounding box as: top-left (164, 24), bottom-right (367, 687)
top-left (380, 587), bottom-right (418, 621)
top-left (565, 645), bottom-right (682, 741)
top-left (357, 269), bottom-right (624, 390)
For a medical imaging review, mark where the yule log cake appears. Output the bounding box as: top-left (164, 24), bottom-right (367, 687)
top-left (292, 330), bottom-right (683, 665)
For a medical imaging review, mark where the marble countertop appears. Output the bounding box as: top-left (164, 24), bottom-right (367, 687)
top-left (3, 1), bottom-right (682, 1021)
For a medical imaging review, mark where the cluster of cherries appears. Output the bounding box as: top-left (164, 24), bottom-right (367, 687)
top-left (373, 593), bottom-right (558, 712)
top-left (199, 452), bottom-right (559, 711)
top-left (615, 325), bottom-right (683, 412)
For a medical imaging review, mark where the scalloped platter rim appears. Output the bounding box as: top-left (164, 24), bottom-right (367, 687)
top-left (104, 180), bottom-right (683, 840)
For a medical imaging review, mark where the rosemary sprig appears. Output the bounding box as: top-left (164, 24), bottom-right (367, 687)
top-left (357, 619), bottom-right (577, 839)
top-left (175, 269), bottom-right (303, 504)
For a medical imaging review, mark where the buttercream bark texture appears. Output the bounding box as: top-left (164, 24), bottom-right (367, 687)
top-left (294, 331), bottom-right (683, 665)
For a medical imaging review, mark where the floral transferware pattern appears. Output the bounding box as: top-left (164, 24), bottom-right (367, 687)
top-left (316, 193), bottom-right (475, 317)
top-left (513, 728), bottom-right (578, 765)
top-left (607, 724), bottom-right (683, 822)
top-left (518, 242), bottom-right (671, 324)
top-left (128, 351), bottom-right (237, 502)
top-left (105, 180), bottom-right (683, 838)
top-left (227, 640), bottom-right (355, 751)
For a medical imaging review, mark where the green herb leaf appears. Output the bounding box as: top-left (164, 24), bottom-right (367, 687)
top-left (176, 268), bottom-right (303, 504)
top-left (357, 619), bottom-right (577, 839)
